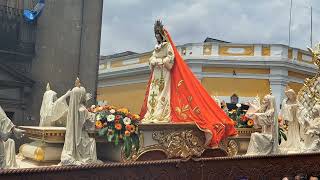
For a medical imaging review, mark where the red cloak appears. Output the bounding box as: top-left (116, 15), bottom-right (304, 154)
top-left (140, 29), bottom-right (237, 147)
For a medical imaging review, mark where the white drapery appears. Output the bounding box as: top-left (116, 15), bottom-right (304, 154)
top-left (246, 95), bottom-right (279, 155)
top-left (279, 97), bottom-right (302, 153)
top-left (60, 86), bottom-right (99, 165)
top-left (39, 90), bottom-right (57, 126)
top-left (0, 106), bottom-right (17, 169)
top-left (40, 89), bottom-right (69, 127)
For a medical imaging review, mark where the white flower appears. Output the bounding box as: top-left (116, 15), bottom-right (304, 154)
top-left (110, 109), bottom-right (116, 114)
top-left (96, 114), bottom-right (102, 121)
top-left (107, 115), bottom-right (115, 122)
top-left (236, 103), bottom-right (242, 108)
top-left (123, 117), bottom-right (131, 125)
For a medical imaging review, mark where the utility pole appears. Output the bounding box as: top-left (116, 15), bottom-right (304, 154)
top-left (288, 0), bottom-right (293, 46)
top-left (310, 6), bottom-right (313, 48)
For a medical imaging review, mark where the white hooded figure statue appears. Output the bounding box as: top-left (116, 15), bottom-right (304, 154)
top-left (39, 83), bottom-right (69, 127)
top-left (39, 83), bottom-right (57, 126)
top-left (60, 78), bottom-right (99, 165)
top-left (0, 106), bottom-right (24, 169)
top-left (246, 94), bottom-right (279, 155)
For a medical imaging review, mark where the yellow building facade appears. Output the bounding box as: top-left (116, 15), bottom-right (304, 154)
top-left (98, 42), bottom-right (317, 114)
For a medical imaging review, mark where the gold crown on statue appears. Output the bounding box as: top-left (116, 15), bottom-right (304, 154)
top-left (75, 77), bottom-right (81, 87)
top-left (307, 42), bottom-right (320, 68)
top-left (154, 19), bottom-right (165, 36)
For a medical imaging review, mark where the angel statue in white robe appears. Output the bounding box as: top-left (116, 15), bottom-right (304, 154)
top-left (0, 106), bottom-right (24, 169)
top-left (60, 78), bottom-right (100, 165)
top-left (39, 83), bottom-right (69, 127)
top-left (279, 88), bottom-right (302, 153)
top-left (246, 94), bottom-right (279, 155)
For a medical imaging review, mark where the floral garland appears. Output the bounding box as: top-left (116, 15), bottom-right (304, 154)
top-left (89, 105), bottom-right (140, 158)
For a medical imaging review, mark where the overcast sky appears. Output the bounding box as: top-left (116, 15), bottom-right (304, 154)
top-left (100, 0), bottom-right (320, 56)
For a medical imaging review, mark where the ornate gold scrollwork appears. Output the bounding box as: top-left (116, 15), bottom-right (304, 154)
top-left (307, 43), bottom-right (320, 68)
top-left (226, 140), bottom-right (238, 156)
top-left (123, 129), bottom-right (206, 162)
top-left (152, 130), bottom-right (206, 159)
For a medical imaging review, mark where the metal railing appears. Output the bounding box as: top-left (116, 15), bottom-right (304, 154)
top-left (0, 5), bottom-right (36, 56)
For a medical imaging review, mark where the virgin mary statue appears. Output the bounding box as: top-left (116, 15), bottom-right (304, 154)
top-left (140, 20), bottom-right (237, 147)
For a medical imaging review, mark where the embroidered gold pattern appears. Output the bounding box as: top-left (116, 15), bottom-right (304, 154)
top-left (174, 79), bottom-right (202, 121)
top-left (159, 68), bottom-right (165, 92)
top-left (149, 91), bottom-right (158, 114)
top-left (214, 123), bottom-right (225, 134)
top-left (193, 106), bottom-right (201, 115)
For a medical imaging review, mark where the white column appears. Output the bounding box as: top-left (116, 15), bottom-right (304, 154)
top-left (269, 68), bottom-right (288, 111)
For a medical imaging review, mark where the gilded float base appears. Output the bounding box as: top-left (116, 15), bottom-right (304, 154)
top-left (96, 123), bottom-right (228, 162)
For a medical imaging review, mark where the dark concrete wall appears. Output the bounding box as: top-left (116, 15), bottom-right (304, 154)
top-left (28, 0), bottom-right (103, 125)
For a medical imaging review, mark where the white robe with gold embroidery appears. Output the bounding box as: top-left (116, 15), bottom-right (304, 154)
top-left (142, 42), bottom-right (174, 123)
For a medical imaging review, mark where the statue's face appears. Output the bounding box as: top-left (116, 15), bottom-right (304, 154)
top-left (155, 33), bottom-right (163, 43)
top-left (262, 96), bottom-right (268, 104)
top-left (286, 92), bottom-right (295, 100)
top-left (260, 97), bottom-right (269, 111)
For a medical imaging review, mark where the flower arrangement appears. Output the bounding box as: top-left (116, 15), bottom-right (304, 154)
top-left (228, 103), bottom-right (254, 128)
top-left (89, 105), bottom-right (140, 158)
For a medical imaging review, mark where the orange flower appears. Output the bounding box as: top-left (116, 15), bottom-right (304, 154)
top-left (133, 114), bottom-right (140, 120)
top-left (95, 120), bottom-right (103, 129)
top-left (115, 123), bottom-right (122, 130)
top-left (124, 130), bottom-right (130, 136)
top-left (126, 125), bottom-right (135, 133)
top-left (98, 106), bottom-right (104, 111)
top-left (247, 119), bottom-right (254, 127)
top-left (110, 105), bottom-right (117, 110)
top-left (118, 108), bottom-right (129, 115)
top-left (242, 115), bottom-right (249, 122)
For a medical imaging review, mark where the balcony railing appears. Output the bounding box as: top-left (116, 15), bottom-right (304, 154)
top-left (0, 5), bottom-right (36, 56)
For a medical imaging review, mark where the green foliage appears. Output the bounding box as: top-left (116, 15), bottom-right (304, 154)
top-left (278, 127), bottom-right (287, 145)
